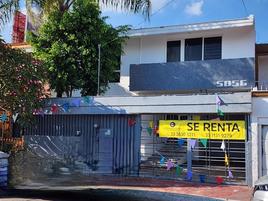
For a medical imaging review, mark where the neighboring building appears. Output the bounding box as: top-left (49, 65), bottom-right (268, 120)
top-left (11, 16), bottom-right (261, 187)
top-left (10, 42), bottom-right (32, 53)
top-left (250, 44), bottom-right (268, 185)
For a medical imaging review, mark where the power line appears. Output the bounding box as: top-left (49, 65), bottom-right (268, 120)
top-left (135, 0), bottom-right (177, 28)
top-left (101, 0), bottom-right (177, 46)
top-left (241, 0), bottom-right (249, 16)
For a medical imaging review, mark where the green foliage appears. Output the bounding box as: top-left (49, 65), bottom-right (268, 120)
top-left (25, 0), bottom-right (151, 24)
top-left (0, 0), bottom-right (19, 28)
top-left (31, 0), bottom-right (129, 96)
top-left (0, 38), bottom-right (47, 127)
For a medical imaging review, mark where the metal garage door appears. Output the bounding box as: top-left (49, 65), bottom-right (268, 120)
top-left (262, 126), bottom-right (268, 176)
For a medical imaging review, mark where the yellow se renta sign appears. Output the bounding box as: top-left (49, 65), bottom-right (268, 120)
top-left (159, 120), bottom-right (246, 140)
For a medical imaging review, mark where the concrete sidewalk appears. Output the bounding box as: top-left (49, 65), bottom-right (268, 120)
top-left (13, 175), bottom-right (252, 201)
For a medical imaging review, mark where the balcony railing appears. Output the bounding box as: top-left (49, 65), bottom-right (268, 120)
top-left (252, 81), bottom-right (268, 91)
top-left (130, 58), bottom-right (255, 93)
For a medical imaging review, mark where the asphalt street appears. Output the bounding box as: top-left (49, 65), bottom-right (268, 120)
top-left (0, 189), bottom-right (222, 201)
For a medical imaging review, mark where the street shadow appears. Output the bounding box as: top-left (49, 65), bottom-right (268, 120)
top-left (2, 188), bottom-right (222, 201)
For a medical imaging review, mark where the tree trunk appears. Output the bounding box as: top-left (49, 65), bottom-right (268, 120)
top-left (56, 90), bottom-right (63, 97)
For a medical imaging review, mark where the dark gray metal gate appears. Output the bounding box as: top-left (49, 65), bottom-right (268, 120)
top-left (20, 114), bottom-right (140, 180)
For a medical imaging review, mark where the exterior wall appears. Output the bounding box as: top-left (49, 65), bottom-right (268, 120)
top-left (258, 56), bottom-right (268, 88)
top-left (222, 27), bottom-right (255, 59)
top-left (46, 92), bottom-right (251, 115)
top-left (117, 26), bottom-right (255, 91)
top-left (251, 97), bottom-right (268, 186)
top-left (250, 55), bottom-right (268, 186)
top-left (103, 83), bottom-right (137, 97)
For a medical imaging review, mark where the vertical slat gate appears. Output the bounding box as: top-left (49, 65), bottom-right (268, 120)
top-left (23, 114), bottom-right (140, 178)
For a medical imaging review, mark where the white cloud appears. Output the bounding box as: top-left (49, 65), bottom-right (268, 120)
top-left (151, 0), bottom-right (169, 12)
top-left (185, 0), bottom-right (204, 16)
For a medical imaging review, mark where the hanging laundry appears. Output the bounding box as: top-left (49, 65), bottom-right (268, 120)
top-left (176, 166), bottom-right (182, 176)
top-left (82, 96), bottom-right (92, 104)
top-left (228, 169), bottom-right (234, 179)
top-left (61, 102), bottom-right (70, 112)
top-left (190, 139), bottom-right (196, 149)
top-left (149, 121), bottom-right (154, 128)
top-left (187, 170), bottom-right (192, 181)
top-left (51, 104), bottom-right (59, 113)
top-left (217, 108), bottom-right (224, 116)
top-left (199, 175), bottom-right (206, 183)
top-left (128, 119), bottom-right (136, 126)
top-left (12, 113), bottom-right (19, 122)
top-left (147, 127), bottom-right (152, 136)
top-left (178, 139), bottom-right (185, 147)
top-left (0, 113), bottom-right (7, 122)
top-left (200, 139), bottom-right (208, 148)
top-left (216, 176), bottom-right (224, 185)
top-left (166, 160), bottom-right (174, 170)
top-left (160, 156), bottom-right (165, 165)
top-left (225, 153), bottom-right (229, 166)
top-left (220, 140), bottom-right (226, 151)
top-left (71, 99), bottom-right (81, 107)
top-left (216, 95), bottom-right (225, 106)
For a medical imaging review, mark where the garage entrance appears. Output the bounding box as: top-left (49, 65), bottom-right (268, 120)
top-left (140, 114), bottom-right (248, 184)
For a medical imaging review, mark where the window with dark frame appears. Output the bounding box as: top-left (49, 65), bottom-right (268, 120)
top-left (185, 38), bottom-right (202, 61)
top-left (167, 41), bottom-right (181, 62)
top-left (109, 56), bottom-right (120, 83)
top-left (204, 37), bottom-right (222, 60)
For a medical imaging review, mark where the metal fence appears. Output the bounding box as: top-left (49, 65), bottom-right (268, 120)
top-left (139, 114), bottom-right (247, 184)
top-left (23, 114), bottom-right (141, 178)
top-left (12, 112), bottom-right (248, 185)
top-left (252, 81), bottom-right (268, 91)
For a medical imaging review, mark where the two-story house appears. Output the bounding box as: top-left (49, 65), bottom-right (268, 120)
top-left (103, 15), bottom-right (255, 185)
top-left (12, 16), bottom-right (260, 187)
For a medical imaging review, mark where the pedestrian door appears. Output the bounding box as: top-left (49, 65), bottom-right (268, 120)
top-left (98, 129), bottom-right (113, 174)
top-left (261, 126), bottom-right (268, 176)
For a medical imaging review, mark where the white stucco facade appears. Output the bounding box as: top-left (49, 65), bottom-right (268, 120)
top-left (251, 97), bottom-right (268, 185)
top-left (104, 16), bottom-right (255, 96)
top-left (258, 56), bottom-right (268, 89)
top-left (250, 51), bottom-right (268, 186)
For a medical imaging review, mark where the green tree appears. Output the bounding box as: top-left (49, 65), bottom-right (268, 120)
top-left (31, 0), bottom-right (128, 97)
top-left (0, 0), bottom-right (19, 28)
top-left (26, 0), bottom-right (151, 18)
top-left (0, 38), bottom-right (47, 127)
top-left (0, 0), bottom-right (151, 28)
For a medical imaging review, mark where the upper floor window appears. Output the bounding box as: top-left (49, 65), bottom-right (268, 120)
top-left (167, 41), bottom-right (181, 62)
top-left (204, 37), bottom-right (222, 60)
top-left (185, 38), bottom-right (202, 61)
top-left (109, 70), bottom-right (120, 83)
top-left (109, 56), bottom-right (120, 83)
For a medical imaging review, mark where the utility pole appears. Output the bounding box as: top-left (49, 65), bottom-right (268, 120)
top-left (97, 44), bottom-right (101, 96)
top-left (97, 38), bottom-right (119, 96)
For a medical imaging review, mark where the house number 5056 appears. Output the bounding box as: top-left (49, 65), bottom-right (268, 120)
top-left (216, 80), bottom-right (248, 87)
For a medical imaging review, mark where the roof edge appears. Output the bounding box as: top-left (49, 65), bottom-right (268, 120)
top-left (127, 15), bottom-right (254, 37)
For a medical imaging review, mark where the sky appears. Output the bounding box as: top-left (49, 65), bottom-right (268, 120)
top-left (1, 0), bottom-right (268, 43)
